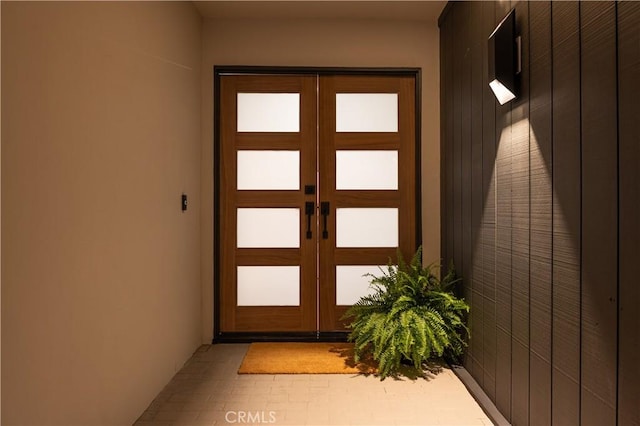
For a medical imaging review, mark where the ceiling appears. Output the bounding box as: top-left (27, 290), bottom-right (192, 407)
top-left (193, 1), bottom-right (447, 23)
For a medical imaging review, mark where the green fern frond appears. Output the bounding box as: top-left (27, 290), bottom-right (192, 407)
top-left (342, 246), bottom-right (470, 379)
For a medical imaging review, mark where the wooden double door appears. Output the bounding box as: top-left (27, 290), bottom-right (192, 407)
top-left (218, 72), bottom-right (418, 336)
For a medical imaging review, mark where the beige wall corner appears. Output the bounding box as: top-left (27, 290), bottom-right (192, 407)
top-left (1, 2), bottom-right (201, 425)
top-left (200, 18), bottom-right (441, 341)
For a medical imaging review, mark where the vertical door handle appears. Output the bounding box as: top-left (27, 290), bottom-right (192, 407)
top-left (305, 202), bottom-right (315, 239)
top-left (321, 202), bottom-right (330, 239)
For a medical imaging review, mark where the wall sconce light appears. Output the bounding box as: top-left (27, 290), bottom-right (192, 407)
top-left (488, 9), bottom-right (521, 105)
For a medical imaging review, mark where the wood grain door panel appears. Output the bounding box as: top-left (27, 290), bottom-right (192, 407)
top-left (218, 72), bottom-right (417, 335)
top-left (219, 75), bottom-right (317, 333)
top-left (318, 75), bottom-right (417, 332)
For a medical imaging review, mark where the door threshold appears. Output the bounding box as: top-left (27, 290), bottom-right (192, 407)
top-left (213, 331), bottom-right (349, 344)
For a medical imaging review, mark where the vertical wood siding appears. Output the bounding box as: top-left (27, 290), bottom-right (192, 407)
top-left (439, 1), bottom-right (639, 424)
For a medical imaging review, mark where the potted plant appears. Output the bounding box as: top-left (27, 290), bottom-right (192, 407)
top-left (342, 247), bottom-right (469, 379)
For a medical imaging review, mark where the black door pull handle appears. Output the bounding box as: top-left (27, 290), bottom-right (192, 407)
top-left (321, 202), bottom-right (330, 239)
top-left (305, 202), bottom-right (315, 239)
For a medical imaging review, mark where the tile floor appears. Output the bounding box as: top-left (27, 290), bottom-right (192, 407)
top-left (134, 344), bottom-right (493, 426)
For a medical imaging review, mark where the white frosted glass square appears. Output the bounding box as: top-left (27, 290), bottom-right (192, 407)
top-left (237, 93), bottom-right (300, 132)
top-left (237, 151), bottom-right (300, 190)
top-left (336, 265), bottom-right (385, 305)
top-left (336, 93), bottom-right (398, 132)
top-left (237, 266), bottom-right (300, 306)
top-left (237, 208), bottom-right (300, 248)
top-left (336, 150), bottom-right (398, 190)
top-left (336, 208), bottom-right (399, 248)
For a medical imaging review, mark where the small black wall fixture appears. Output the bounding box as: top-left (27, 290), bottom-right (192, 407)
top-left (488, 9), bottom-right (521, 105)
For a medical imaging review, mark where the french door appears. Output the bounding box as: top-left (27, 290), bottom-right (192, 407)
top-left (217, 71), bottom-right (418, 337)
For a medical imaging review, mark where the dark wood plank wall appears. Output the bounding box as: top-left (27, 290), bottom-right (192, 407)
top-left (439, 1), bottom-right (639, 424)
top-left (618, 3), bottom-right (640, 425)
top-left (551, 2), bottom-right (581, 424)
top-left (469, 0), bottom-right (485, 385)
top-left (443, 4), bottom-right (454, 270)
top-left (480, 0), bottom-right (497, 403)
top-left (459, 1), bottom-right (474, 370)
top-left (494, 0), bottom-right (513, 419)
top-left (452, 2), bottom-right (463, 285)
top-left (510, 2), bottom-right (530, 425)
top-left (580, 3), bottom-right (618, 424)
top-left (494, 99), bottom-right (514, 414)
top-left (528, 2), bottom-right (552, 425)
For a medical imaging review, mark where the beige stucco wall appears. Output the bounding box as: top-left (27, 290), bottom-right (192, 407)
top-left (200, 18), bottom-right (441, 342)
top-left (1, 2), bottom-right (202, 425)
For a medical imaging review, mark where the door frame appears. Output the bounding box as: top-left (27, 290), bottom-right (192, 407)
top-left (213, 66), bottom-right (422, 343)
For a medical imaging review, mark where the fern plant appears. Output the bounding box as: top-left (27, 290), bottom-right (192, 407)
top-left (342, 247), bottom-right (469, 379)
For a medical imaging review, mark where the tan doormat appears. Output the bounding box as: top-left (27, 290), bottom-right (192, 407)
top-left (237, 342), bottom-right (377, 374)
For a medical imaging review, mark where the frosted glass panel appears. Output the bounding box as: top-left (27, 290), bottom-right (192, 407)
top-left (237, 93), bottom-right (300, 132)
top-left (237, 208), bottom-right (300, 248)
top-left (237, 151), bottom-right (300, 190)
top-left (336, 265), bottom-right (384, 305)
top-left (336, 208), bottom-right (399, 248)
top-left (336, 93), bottom-right (398, 132)
top-left (336, 150), bottom-right (398, 190)
top-left (237, 266), bottom-right (300, 306)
